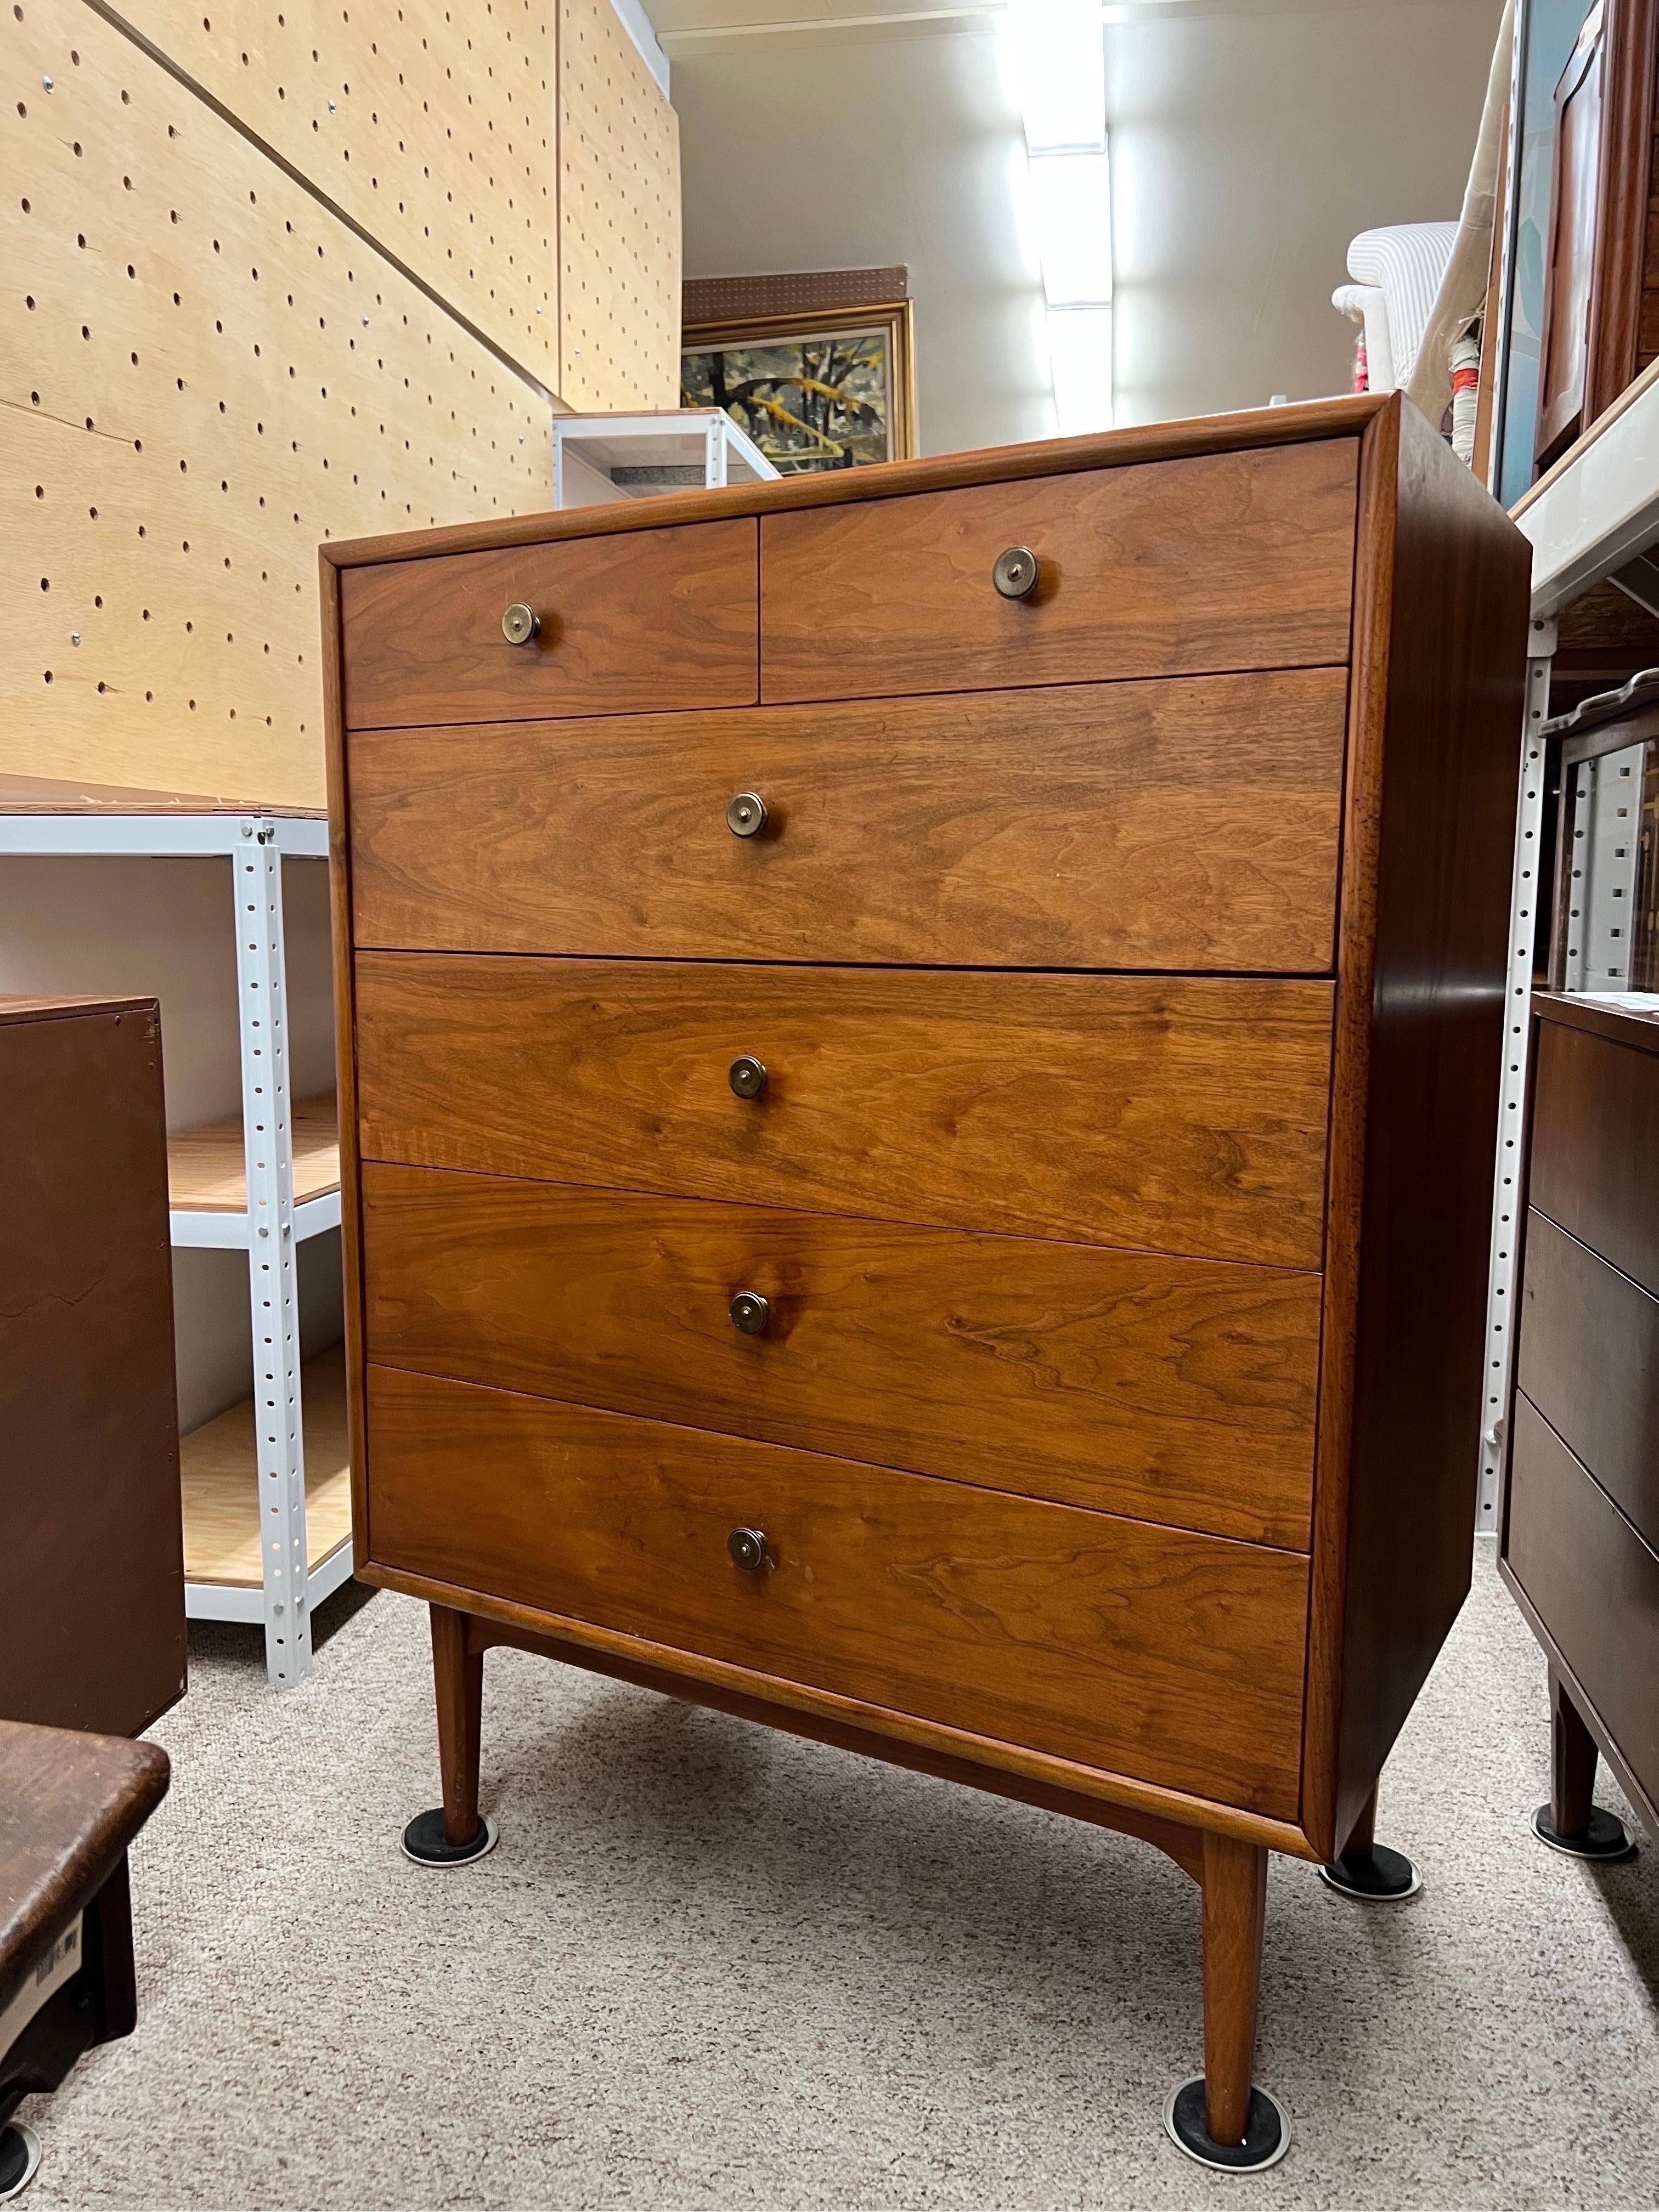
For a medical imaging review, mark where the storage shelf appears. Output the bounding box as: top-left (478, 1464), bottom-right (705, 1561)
top-left (168, 1093), bottom-right (340, 1247)
top-left (180, 1345), bottom-right (352, 1595)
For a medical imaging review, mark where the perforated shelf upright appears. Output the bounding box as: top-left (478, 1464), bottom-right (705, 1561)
top-left (0, 775), bottom-right (349, 1686)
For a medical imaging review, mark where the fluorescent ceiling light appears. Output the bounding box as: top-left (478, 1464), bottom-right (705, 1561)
top-left (1002, 0), bottom-right (1105, 152)
top-left (1047, 305), bottom-right (1114, 437)
top-left (1029, 150), bottom-right (1112, 307)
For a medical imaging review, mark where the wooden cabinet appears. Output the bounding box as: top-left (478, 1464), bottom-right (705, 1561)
top-left (1502, 992), bottom-right (1659, 1853)
top-left (0, 997), bottom-right (185, 1740)
top-left (322, 394), bottom-right (1530, 2164)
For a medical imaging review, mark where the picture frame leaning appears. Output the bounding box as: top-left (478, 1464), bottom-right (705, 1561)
top-left (681, 296), bottom-right (918, 474)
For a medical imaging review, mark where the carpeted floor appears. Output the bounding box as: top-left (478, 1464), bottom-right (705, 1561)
top-left (18, 1547), bottom-right (1657, 2211)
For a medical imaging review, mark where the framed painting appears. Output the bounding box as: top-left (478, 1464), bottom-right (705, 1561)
top-left (680, 298), bottom-right (917, 475)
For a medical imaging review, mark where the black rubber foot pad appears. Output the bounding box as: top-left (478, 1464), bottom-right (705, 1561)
top-left (1532, 1803), bottom-right (1637, 1862)
top-left (1318, 1841), bottom-right (1421, 1901)
top-left (0, 2123), bottom-right (42, 2203)
top-left (400, 1808), bottom-right (499, 1866)
top-left (1164, 2078), bottom-right (1290, 2173)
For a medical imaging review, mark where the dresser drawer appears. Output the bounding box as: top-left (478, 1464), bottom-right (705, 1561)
top-left (338, 517), bottom-right (759, 730)
top-left (1506, 1391), bottom-right (1659, 1814)
top-left (362, 1164), bottom-right (1322, 1548)
top-left (347, 667), bottom-right (1347, 972)
top-left (365, 1362), bottom-right (1310, 1817)
top-left (354, 956), bottom-right (1333, 1268)
top-left (1531, 1014), bottom-right (1659, 1298)
top-left (760, 440), bottom-right (1358, 705)
top-left (1517, 1210), bottom-right (1659, 1557)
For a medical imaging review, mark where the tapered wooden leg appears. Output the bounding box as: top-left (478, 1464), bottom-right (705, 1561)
top-left (1343, 1786), bottom-right (1377, 1863)
top-left (399, 1605), bottom-right (496, 1866)
top-left (1549, 1670), bottom-right (1598, 1841)
top-left (432, 1604), bottom-right (483, 1848)
top-left (1534, 1670), bottom-right (1634, 1860)
top-left (1200, 1832), bottom-right (1268, 2148)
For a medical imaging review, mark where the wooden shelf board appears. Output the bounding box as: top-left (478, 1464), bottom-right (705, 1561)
top-left (168, 1093), bottom-right (339, 1214)
top-left (0, 771), bottom-right (324, 817)
top-left (180, 1345), bottom-right (353, 1588)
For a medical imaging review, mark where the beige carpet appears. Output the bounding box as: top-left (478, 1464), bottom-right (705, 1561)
top-left (18, 1547), bottom-right (1658, 2210)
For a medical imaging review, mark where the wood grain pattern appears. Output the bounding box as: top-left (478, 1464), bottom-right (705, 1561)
top-left (1506, 1391), bottom-right (1659, 1827)
top-left (470, 1610), bottom-right (1206, 1879)
top-left (362, 1164), bottom-right (1322, 1548)
top-left (1517, 1208), bottom-right (1659, 1555)
top-left (346, 669), bottom-right (1348, 972)
top-left (354, 955), bottom-right (1334, 1269)
top-left (759, 440), bottom-right (1358, 705)
top-left (365, 1363), bottom-right (1310, 1818)
top-left (1303, 395), bottom-right (1533, 1860)
top-left (1530, 1011), bottom-right (1659, 1299)
top-left (1200, 1832), bottom-right (1269, 2147)
top-left (167, 1093), bottom-right (338, 1214)
top-left (321, 397), bottom-right (1386, 576)
top-left (431, 1605), bottom-right (484, 1849)
top-left (340, 518), bottom-right (759, 730)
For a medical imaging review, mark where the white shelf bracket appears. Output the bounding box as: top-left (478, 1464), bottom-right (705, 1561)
top-left (1477, 619), bottom-right (1557, 1535)
top-left (235, 822), bottom-right (312, 1684)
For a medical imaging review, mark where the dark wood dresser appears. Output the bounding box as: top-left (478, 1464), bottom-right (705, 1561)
top-left (322, 392), bottom-right (1528, 2167)
top-left (0, 995), bottom-right (185, 1739)
top-left (1503, 990), bottom-right (1659, 1858)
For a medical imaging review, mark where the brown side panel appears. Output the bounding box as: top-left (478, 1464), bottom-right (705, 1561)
top-left (365, 1362), bottom-right (1311, 1819)
top-left (339, 517), bottom-right (760, 730)
top-left (346, 669), bottom-right (1350, 974)
top-left (353, 955), bottom-right (1335, 1269)
top-left (361, 1163), bottom-right (1322, 1549)
top-left (1506, 1393), bottom-right (1659, 1829)
top-left (0, 1003), bottom-right (185, 1736)
top-left (760, 440), bottom-right (1358, 703)
top-left (1517, 1208), bottom-right (1659, 1555)
top-left (1316, 399), bottom-right (1533, 1857)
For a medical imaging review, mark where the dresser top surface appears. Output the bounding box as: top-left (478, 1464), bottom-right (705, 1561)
top-left (321, 392), bottom-right (1391, 573)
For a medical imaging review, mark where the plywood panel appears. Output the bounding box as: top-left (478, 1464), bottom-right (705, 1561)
top-left (180, 1344), bottom-right (351, 1585)
top-left (559, 0), bottom-right (679, 409)
top-left (1, 0), bottom-right (553, 806)
top-left (116, 0), bottom-right (558, 386)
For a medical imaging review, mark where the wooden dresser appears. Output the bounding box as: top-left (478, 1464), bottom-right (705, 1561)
top-left (323, 393), bottom-right (1528, 2167)
top-left (1502, 991), bottom-right (1659, 1859)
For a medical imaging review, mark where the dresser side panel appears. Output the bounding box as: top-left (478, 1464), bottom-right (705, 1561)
top-left (1324, 399), bottom-right (1533, 1853)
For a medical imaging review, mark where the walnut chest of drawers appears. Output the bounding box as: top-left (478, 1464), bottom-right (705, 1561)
top-left (323, 393), bottom-right (1530, 2164)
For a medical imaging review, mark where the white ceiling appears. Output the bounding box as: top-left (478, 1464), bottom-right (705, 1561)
top-left (667, 0), bottom-right (1504, 455)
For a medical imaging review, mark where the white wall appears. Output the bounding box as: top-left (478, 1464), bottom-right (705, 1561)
top-left (672, 0), bottom-right (1501, 448)
top-left (0, 854), bottom-right (341, 1433)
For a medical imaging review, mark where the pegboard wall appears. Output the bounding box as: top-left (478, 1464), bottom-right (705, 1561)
top-left (2, 0), bottom-right (554, 805)
top-left (559, 0), bottom-right (678, 411)
top-left (119, 0), bottom-right (561, 388)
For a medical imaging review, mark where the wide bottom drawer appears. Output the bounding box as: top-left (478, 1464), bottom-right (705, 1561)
top-left (1506, 1393), bottom-right (1659, 1813)
top-left (365, 1364), bottom-right (1309, 1818)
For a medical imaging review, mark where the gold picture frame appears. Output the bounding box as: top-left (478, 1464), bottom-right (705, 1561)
top-left (681, 298), bottom-right (918, 476)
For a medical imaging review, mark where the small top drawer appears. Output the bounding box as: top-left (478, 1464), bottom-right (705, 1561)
top-left (1530, 1004), bottom-right (1659, 1297)
top-left (759, 439), bottom-right (1358, 704)
top-left (339, 516), bottom-right (759, 729)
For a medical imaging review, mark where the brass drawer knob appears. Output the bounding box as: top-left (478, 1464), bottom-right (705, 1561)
top-left (501, 602), bottom-right (540, 647)
top-left (726, 791), bottom-right (768, 839)
top-left (992, 546), bottom-right (1041, 601)
top-left (727, 1526), bottom-right (769, 1572)
top-left (728, 1055), bottom-right (768, 1100)
top-left (730, 1291), bottom-right (770, 1336)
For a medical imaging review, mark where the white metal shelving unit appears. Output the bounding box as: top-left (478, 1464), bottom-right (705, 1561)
top-left (1476, 357), bottom-right (1659, 1530)
top-left (553, 408), bottom-right (777, 508)
top-left (0, 788), bottom-right (348, 1684)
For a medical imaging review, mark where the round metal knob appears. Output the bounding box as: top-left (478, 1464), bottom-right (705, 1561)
top-left (727, 1526), bottom-right (769, 1573)
top-left (728, 1055), bottom-right (768, 1100)
top-left (726, 792), bottom-right (768, 839)
top-left (501, 602), bottom-right (540, 646)
top-left (991, 546), bottom-right (1041, 601)
top-left (730, 1291), bottom-right (770, 1336)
